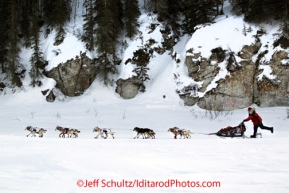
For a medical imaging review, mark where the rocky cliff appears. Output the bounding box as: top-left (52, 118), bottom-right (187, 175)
top-left (181, 34), bottom-right (289, 111)
top-left (42, 29), bottom-right (289, 111)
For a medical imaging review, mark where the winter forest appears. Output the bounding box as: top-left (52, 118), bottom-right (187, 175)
top-left (1, 0), bottom-right (289, 88)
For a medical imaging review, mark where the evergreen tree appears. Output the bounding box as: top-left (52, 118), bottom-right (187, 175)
top-left (182, 0), bottom-right (216, 35)
top-left (132, 66), bottom-right (150, 92)
top-left (43, 0), bottom-right (71, 45)
top-left (54, 25), bottom-right (66, 46)
top-left (6, 0), bottom-right (22, 87)
top-left (160, 0), bottom-right (182, 35)
top-left (181, 0), bottom-right (196, 34)
top-left (244, 0), bottom-right (268, 22)
top-left (29, 1), bottom-right (45, 87)
top-left (278, 0), bottom-right (289, 38)
top-left (230, 0), bottom-right (288, 23)
top-left (0, 1), bottom-right (10, 73)
top-left (82, 0), bottom-right (96, 51)
top-left (123, 0), bottom-right (140, 39)
top-left (229, 0), bottom-right (250, 15)
top-left (260, 0), bottom-right (284, 21)
top-left (120, 1), bottom-right (125, 27)
top-left (215, 0), bottom-right (225, 15)
top-left (111, 0), bottom-right (124, 39)
top-left (146, 0), bottom-right (159, 13)
top-left (19, 0), bottom-right (33, 48)
top-left (145, 0), bottom-right (182, 35)
top-left (94, 0), bottom-right (122, 85)
top-left (196, 0), bottom-right (216, 23)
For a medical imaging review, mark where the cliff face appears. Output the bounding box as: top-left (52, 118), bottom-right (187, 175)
top-left (254, 51), bottom-right (289, 107)
top-left (182, 36), bottom-right (289, 111)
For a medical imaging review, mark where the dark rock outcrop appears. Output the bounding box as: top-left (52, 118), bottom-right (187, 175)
top-left (45, 54), bottom-right (97, 97)
top-left (0, 82), bottom-right (6, 91)
top-left (46, 90), bottom-right (56, 102)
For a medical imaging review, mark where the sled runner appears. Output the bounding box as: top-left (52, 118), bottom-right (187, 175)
top-left (243, 132), bottom-right (262, 139)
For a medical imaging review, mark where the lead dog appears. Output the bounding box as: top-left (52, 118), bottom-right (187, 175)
top-left (25, 126), bottom-right (47, 137)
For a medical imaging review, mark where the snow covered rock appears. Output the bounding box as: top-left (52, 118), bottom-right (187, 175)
top-left (44, 54), bottom-right (96, 97)
top-left (238, 38), bottom-right (262, 60)
top-left (116, 76), bottom-right (140, 99)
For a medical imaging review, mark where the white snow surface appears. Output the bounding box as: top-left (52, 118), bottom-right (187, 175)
top-left (1, 1), bottom-right (289, 192)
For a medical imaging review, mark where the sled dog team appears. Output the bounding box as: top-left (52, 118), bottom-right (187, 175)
top-left (24, 107), bottom-right (274, 139)
top-left (25, 125), bottom-right (192, 139)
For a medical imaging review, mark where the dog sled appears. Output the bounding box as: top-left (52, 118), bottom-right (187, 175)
top-left (208, 122), bottom-right (247, 138)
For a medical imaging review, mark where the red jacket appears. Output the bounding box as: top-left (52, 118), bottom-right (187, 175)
top-left (244, 113), bottom-right (262, 126)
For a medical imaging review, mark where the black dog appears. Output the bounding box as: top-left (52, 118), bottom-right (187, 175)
top-left (133, 127), bottom-right (155, 139)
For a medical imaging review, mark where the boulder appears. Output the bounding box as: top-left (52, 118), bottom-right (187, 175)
top-left (45, 54), bottom-right (97, 97)
top-left (116, 76), bottom-right (141, 99)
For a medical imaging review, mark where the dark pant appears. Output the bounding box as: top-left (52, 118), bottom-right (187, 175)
top-left (253, 122), bottom-right (271, 136)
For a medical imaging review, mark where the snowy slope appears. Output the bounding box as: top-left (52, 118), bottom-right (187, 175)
top-left (1, 1), bottom-right (289, 193)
